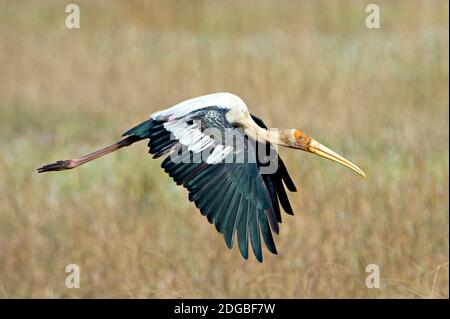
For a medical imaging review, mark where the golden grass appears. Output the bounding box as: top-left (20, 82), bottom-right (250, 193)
top-left (0, 0), bottom-right (448, 298)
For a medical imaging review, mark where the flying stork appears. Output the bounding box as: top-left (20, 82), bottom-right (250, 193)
top-left (38, 93), bottom-right (366, 262)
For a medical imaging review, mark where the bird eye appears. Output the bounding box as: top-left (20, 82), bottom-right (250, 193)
top-left (293, 129), bottom-right (302, 141)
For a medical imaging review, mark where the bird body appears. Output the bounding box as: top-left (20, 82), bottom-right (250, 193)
top-left (38, 92), bottom-right (366, 262)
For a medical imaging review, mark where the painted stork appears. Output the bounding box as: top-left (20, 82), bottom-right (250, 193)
top-left (38, 93), bottom-right (365, 262)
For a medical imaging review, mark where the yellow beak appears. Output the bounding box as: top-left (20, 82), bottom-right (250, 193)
top-left (307, 138), bottom-right (366, 178)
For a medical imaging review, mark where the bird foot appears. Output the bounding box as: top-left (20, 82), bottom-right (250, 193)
top-left (37, 160), bottom-right (76, 173)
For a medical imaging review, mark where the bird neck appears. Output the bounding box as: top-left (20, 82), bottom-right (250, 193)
top-left (242, 118), bottom-right (291, 147)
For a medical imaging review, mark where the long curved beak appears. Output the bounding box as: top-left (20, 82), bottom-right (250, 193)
top-left (307, 138), bottom-right (366, 178)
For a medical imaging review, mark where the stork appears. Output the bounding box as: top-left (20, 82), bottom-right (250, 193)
top-left (38, 93), bottom-right (366, 262)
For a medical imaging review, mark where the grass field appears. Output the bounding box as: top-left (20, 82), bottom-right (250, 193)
top-left (0, 0), bottom-right (448, 298)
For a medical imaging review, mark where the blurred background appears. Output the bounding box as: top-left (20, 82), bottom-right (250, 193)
top-left (0, 0), bottom-right (448, 298)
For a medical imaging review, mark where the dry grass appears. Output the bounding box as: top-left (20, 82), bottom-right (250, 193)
top-left (0, 0), bottom-right (448, 298)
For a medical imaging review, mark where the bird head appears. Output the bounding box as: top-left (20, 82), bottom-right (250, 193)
top-left (284, 129), bottom-right (366, 178)
top-left (241, 115), bottom-right (366, 178)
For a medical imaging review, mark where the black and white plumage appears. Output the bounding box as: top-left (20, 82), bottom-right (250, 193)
top-left (123, 103), bottom-right (297, 261)
top-left (38, 92), bottom-right (366, 262)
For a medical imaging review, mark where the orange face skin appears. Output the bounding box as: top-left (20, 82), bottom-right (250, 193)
top-left (288, 129), bottom-right (311, 151)
top-left (293, 129), bottom-right (301, 140)
top-left (293, 129), bottom-right (310, 142)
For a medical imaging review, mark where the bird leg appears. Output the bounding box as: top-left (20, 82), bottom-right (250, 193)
top-left (37, 135), bottom-right (143, 173)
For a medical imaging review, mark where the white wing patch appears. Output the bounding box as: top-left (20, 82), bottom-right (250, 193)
top-left (164, 120), bottom-right (213, 153)
top-left (163, 119), bottom-right (233, 164)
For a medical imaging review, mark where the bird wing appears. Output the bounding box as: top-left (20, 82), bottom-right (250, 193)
top-left (123, 107), bottom-right (280, 262)
top-left (250, 114), bottom-right (297, 223)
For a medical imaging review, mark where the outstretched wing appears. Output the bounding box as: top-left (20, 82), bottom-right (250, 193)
top-left (123, 107), bottom-right (282, 262)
